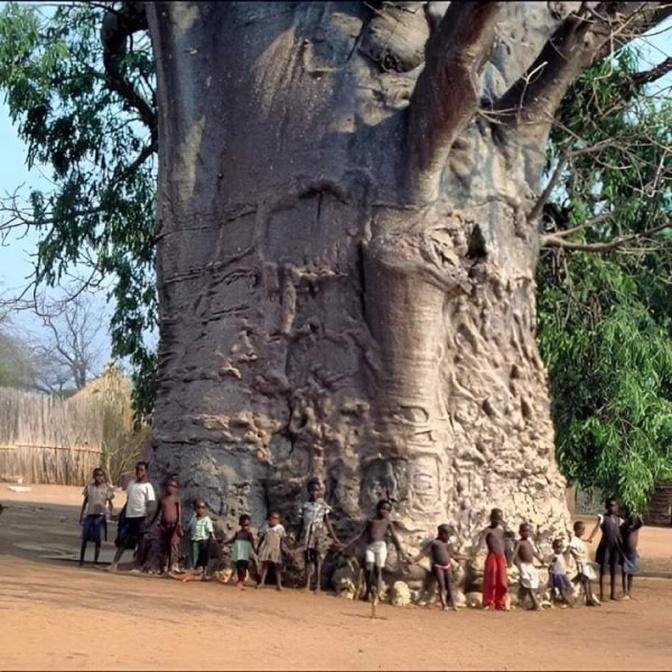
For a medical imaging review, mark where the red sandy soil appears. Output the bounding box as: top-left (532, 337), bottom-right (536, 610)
top-left (2, 484), bottom-right (672, 671)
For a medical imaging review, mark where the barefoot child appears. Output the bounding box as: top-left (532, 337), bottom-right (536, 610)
top-left (343, 499), bottom-right (406, 603)
top-left (224, 514), bottom-right (256, 588)
top-left (412, 524), bottom-right (465, 611)
top-left (587, 497), bottom-right (624, 601)
top-left (148, 478), bottom-right (183, 573)
top-left (109, 461), bottom-right (156, 572)
top-left (478, 508), bottom-right (508, 610)
top-left (548, 538), bottom-right (574, 607)
top-left (187, 498), bottom-right (214, 579)
top-left (514, 523), bottom-right (544, 611)
top-left (298, 478), bottom-right (341, 592)
top-left (79, 468), bottom-right (115, 566)
top-left (620, 513), bottom-right (643, 599)
top-left (256, 511), bottom-right (286, 590)
top-left (568, 520), bottom-right (599, 606)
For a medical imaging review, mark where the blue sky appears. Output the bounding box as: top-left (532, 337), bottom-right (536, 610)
top-left (0, 9), bottom-right (670, 357)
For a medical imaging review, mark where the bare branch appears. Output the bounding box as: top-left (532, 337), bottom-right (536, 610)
top-left (497, 3), bottom-right (671, 137)
top-left (628, 55), bottom-right (672, 87)
top-left (541, 219), bottom-right (672, 252)
top-left (406, 1), bottom-right (503, 203)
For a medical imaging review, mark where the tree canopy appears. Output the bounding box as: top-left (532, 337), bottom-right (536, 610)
top-left (538, 48), bottom-right (672, 513)
top-left (0, 1), bottom-right (156, 417)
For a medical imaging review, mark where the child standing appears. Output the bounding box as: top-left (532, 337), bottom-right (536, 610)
top-left (568, 520), bottom-right (600, 606)
top-left (187, 498), bottom-right (214, 580)
top-left (256, 511), bottom-right (286, 590)
top-left (79, 468), bottom-right (115, 566)
top-left (513, 522), bottom-right (544, 611)
top-left (413, 524), bottom-right (465, 612)
top-left (478, 508), bottom-right (508, 610)
top-left (343, 499), bottom-right (406, 603)
top-left (587, 498), bottom-right (624, 601)
top-left (620, 513), bottom-right (643, 599)
top-left (298, 478), bottom-right (342, 592)
top-left (109, 460), bottom-right (156, 572)
top-left (225, 514), bottom-right (256, 588)
top-left (548, 538), bottom-right (574, 607)
top-left (148, 478), bottom-right (183, 574)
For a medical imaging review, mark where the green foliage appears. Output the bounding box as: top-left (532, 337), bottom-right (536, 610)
top-left (538, 48), bottom-right (672, 514)
top-left (0, 2), bottom-right (156, 419)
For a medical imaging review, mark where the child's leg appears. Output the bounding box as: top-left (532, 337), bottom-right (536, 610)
top-left (432, 566), bottom-right (447, 610)
top-left (94, 540), bottom-right (101, 564)
top-left (374, 565), bottom-right (383, 601)
top-left (444, 569), bottom-right (457, 611)
top-left (482, 553), bottom-right (496, 608)
top-left (79, 539), bottom-right (88, 566)
top-left (627, 573), bottom-right (634, 597)
top-left (274, 563), bottom-right (282, 590)
top-left (257, 561), bottom-right (268, 588)
top-left (609, 560), bottom-right (617, 600)
top-left (598, 566), bottom-right (605, 601)
top-left (109, 546), bottom-right (125, 570)
top-left (527, 587), bottom-right (541, 610)
top-left (236, 560), bottom-right (248, 585)
top-left (621, 566), bottom-right (627, 595)
top-left (494, 555), bottom-right (508, 609)
top-left (304, 550), bottom-right (313, 590)
top-left (315, 554), bottom-right (323, 592)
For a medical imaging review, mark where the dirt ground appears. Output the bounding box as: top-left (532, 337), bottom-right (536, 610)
top-left (2, 485), bottom-right (672, 671)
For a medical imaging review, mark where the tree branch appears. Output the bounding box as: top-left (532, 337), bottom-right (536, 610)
top-left (497, 3), bottom-right (671, 135)
top-left (406, 1), bottom-right (503, 203)
top-left (628, 56), bottom-right (672, 87)
top-left (541, 219), bottom-right (672, 251)
top-left (101, 1), bottom-right (157, 141)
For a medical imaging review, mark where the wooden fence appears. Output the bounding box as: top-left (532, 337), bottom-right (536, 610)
top-left (0, 388), bottom-right (103, 485)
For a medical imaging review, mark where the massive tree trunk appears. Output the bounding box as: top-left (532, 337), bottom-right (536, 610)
top-left (145, 1), bottom-right (663, 556)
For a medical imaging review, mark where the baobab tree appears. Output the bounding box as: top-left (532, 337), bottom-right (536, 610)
top-left (105, 1), bottom-right (671, 550)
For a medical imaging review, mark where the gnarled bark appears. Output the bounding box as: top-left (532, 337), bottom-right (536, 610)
top-left (145, 1), bottom-right (667, 562)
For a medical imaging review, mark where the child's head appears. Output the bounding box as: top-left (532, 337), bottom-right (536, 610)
top-left (165, 478), bottom-right (179, 495)
top-left (267, 511), bottom-right (281, 527)
top-left (437, 523), bottom-right (452, 542)
top-left (239, 513), bottom-right (251, 531)
top-left (307, 477), bottom-right (322, 500)
top-left (573, 520), bottom-right (585, 538)
top-left (519, 522), bottom-right (532, 540)
top-left (376, 499), bottom-right (392, 519)
top-left (489, 508), bottom-right (503, 526)
top-left (605, 497), bottom-right (619, 515)
top-left (135, 461), bottom-right (149, 481)
top-left (92, 467), bottom-right (106, 485)
top-left (193, 498), bottom-right (207, 517)
top-left (552, 538), bottom-right (564, 553)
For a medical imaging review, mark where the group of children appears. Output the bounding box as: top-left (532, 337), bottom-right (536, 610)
top-left (479, 501), bottom-right (642, 611)
top-left (78, 463), bottom-right (642, 610)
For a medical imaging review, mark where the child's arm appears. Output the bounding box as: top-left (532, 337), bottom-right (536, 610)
top-left (79, 492), bottom-right (88, 524)
top-left (388, 522), bottom-right (407, 562)
top-left (587, 516), bottom-right (601, 543)
top-left (409, 539), bottom-right (432, 564)
top-left (106, 489), bottom-right (115, 517)
top-left (340, 522), bottom-right (366, 553)
top-left (148, 499), bottom-right (162, 528)
top-left (324, 512), bottom-right (342, 546)
top-left (510, 541), bottom-right (520, 568)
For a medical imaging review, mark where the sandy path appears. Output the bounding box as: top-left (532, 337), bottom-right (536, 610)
top-left (2, 486), bottom-right (672, 670)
